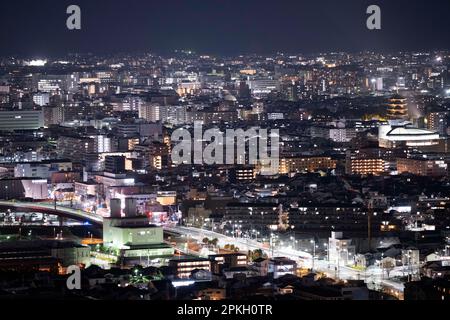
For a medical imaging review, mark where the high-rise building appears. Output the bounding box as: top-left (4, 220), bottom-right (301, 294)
top-left (426, 111), bottom-right (448, 136)
top-left (138, 103), bottom-right (160, 122)
top-left (42, 106), bottom-right (64, 126)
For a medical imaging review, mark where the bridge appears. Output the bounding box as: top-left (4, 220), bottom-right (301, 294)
top-left (0, 200), bottom-right (103, 226)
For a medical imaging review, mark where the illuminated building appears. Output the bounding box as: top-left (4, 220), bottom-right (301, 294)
top-left (33, 92), bottom-right (50, 106)
top-left (14, 160), bottom-right (72, 179)
top-left (0, 110), bottom-right (44, 131)
top-left (328, 232), bottom-right (355, 266)
top-left (267, 112), bottom-right (284, 120)
top-left (139, 103), bottom-right (160, 122)
top-left (158, 105), bottom-right (189, 125)
top-left (239, 69), bottom-right (257, 75)
top-left (37, 79), bottom-right (62, 93)
top-left (387, 94), bottom-right (408, 120)
top-left (0, 178), bottom-right (48, 200)
top-left (346, 152), bottom-right (385, 175)
top-left (116, 122), bottom-right (162, 138)
top-left (134, 141), bottom-right (170, 170)
top-left (56, 136), bottom-right (96, 163)
top-left (248, 79), bottom-right (280, 97)
top-left (310, 123), bottom-right (357, 143)
top-left (329, 127), bottom-right (357, 143)
top-left (156, 191), bottom-right (177, 206)
top-left (196, 288), bottom-right (226, 300)
top-left (426, 112), bottom-right (448, 136)
top-left (103, 216), bottom-right (174, 265)
top-left (177, 81), bottom-right (201, 96)
top-left (378, 121), bottom-right (440, 149)
top-left (268, 257), bottom-right (297, 279)
top-left (42, 106), bottom-right (64, 126)
top-left (169, 257), bottom-right (212, 279)
top-left (74, 181), bottom-right (101, 201)
top-left (222, 267), bottom-right (258, 279)
top-left (224, 203), bottom-right (282, 232)
top-left (287, 203), bottom-right (385, 234)
top-left (94, 172), bottom-right (135, 200)
top-left (209, 253), bottom-right (248, 274)
top-left (279, 156), bottom-right (337, 174)
top-left (189, 109), bottom-right (238, 125)
top-left (397, 157), bottom-right (448, 177)
top-left (229, 165), bottom-right (256, 182)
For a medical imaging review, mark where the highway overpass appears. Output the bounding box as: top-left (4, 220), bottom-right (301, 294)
top-left (0, 201), bottom-right (103, 226)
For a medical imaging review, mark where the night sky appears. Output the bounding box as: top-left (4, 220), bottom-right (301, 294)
top-left (1, 0), bottom-right (450, 56)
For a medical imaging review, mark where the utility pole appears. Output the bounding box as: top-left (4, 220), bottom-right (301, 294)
top-left (270, 234), bottom-right (275, 258)
top-left (367, 199), bottom-right (373, 252)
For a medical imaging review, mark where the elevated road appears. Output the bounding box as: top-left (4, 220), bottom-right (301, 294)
top-left (0, 201), bottom-right (103, 226)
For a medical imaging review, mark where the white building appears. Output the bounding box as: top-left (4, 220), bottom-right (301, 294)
top-left (329, 128), bottom-right (357, 143)
top-left (268, 257), bottom-right (297, 279)
top-left (328, 232), bottom-right (356, 266)
top-left (14, 161), bottom-right (72, 179)
top-left (379, 121), bottom-right (440, 148)
top-left (248, 79), bottom-right (280, 97)
top-left (33, 93), bottom-right (50, 106)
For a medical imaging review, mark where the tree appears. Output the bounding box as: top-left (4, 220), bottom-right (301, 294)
top-left (210, 238), bottom-right (219, 247)
top-left (225, 244), bottom-right (235, 251)
top-left (250, 249), bottom-right (264, 261)
top-left (382, 258), bottom-right (396, 278)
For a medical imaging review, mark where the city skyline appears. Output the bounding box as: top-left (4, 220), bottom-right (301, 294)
top-left (1, 0), bottom-right (450, 305)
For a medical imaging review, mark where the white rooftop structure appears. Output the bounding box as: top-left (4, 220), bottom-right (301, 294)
top-left (379, 121), bottom-right (440, 148)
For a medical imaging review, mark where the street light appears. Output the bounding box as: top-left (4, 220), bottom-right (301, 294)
top-left (310, 239), bottom-right (316, 271)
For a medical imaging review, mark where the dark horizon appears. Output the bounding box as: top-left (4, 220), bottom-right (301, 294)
top-left (1, 0), bottom-right (450, 57)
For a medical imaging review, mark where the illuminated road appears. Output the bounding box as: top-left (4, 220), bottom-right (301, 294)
top-left (165, 225), bottom-right (311, 259)
top-left (165, 225), bottom-right (404, 294)
top-left (0, 200), bottom-right (103, 226)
